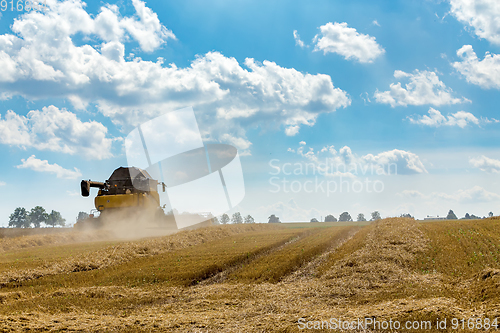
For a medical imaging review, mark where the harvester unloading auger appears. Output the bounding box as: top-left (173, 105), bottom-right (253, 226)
top-left (76, 167), bottom-right (171, 229)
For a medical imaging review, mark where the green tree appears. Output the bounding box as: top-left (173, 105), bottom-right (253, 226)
top-left (231, 212), bottom-right (243, 224)
top-left (244, 215), bottom-right (255, 224)
top-left (220, 213), bottom-right (230, 225)
top-left (28, 206), bottom-right (48, 228)
top-left (324, 214), bottom-right (337, 222)
top-left (400, 213), bottom-right (413, 218)
top-left (8, 207), bottom-right (29, 228)
top-left (339, 212), bottom-right (352, 222)
top-left (46, 210), bottom-right (66, 227)
top-left (446, 210), bottom-right (458, 220)
top-left (212, 216), bottom-right (220, 225)
top-left (371, 211), bottom-right (381, 221)
top-left (310, 218), bottom-right (319, 222)
top-left (357, 213), bottom-right (366, 222)
top-left (489, 212), bottom-right (494, 218)
top-left (76, 212), bottom-right (89, 222)
top-left (268, 214), bottom-right (280, 223)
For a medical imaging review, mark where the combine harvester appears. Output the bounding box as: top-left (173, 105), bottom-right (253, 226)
top-left (76, 167), bottom-right (180, 230)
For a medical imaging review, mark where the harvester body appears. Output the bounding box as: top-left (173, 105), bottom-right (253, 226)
top-left (78, 167), bottom-right (166, 228)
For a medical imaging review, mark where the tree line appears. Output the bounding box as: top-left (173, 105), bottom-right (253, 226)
top-left (213, 212), bottom-right (255, 224)
top-left (313, 211), bottom-right (382, 222)
top-left (8, 206), bottom-right (66, 228)
top-left (267, 211), bottom-right (383, 223)
top-left (209, 209), bottom-right (494, 225)
top-left (268, 211), bottom-right (417, 223)
top-left (445, 210), bottom-right (493, 220)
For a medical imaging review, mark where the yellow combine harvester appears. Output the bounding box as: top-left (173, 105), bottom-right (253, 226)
top-left (77, 166), bottom-right (168, 229)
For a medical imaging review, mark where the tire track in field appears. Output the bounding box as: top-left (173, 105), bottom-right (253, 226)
top-left (228, 226), bottom-right (359, 283)
top-left (198, 228), bottom-right (320, 285)
top-left (282, 226), bottom-right (360, 283)
top-left (202, 226), bottom-right (358, 285)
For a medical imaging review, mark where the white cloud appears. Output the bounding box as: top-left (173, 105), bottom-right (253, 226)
top-left (374, 70), bottom-right (469, 107)
top-left (360, 92), bottom-right (371, 104)
top-left (448, 0), bottom-right (500, 45)
top-left (469, 155), bottom-right (500, 173)
top-left (407, 108), bottom-right (480, 128)
top-left (398, 186), bottom-right (500, 203)
top-left (17, 155), bottom-right (82, 179)
top-left (483, 117), bottom-right (500, 124)
top-left (216, 106), bottom-right (258, 120)
top-left (0, 181), bottom-right (5, 186)
top-left (290, 143), bottom-right (427, 177)
top-left (293, 30), bottom-right (306, 48)
top-left (362, 149), bottom-right (428, 175)
top-left (435, 186), bottom-right (500, 203)
top-left (452, 45), bottom-right (500, 89)
top-left (0, 0), bottom-right (173, 86)
top-left (119, 0), bottom-right (176, 52)
top-left (0, 1), bottom-right (350, 148)
top-left (372, 20), bottom-right (381, 27)
top-left (313, 22), bottom-right (385, 63)
top-left (0, 106), bottom-right (115, 159)
top-left (93, 53), bottom-right (350, 138)
top-left (219, 133), bottom-right (252, 153)
top-left (397, 190), bottom-right (426, 199)
top-left (285, 125), bottom-right (300, 136)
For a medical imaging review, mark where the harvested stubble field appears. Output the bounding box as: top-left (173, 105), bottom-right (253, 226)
top-left (1, 218), bottom-right (500, 332)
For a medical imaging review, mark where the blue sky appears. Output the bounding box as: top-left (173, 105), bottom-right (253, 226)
top-left (0, 0), bottom-right (499, 225)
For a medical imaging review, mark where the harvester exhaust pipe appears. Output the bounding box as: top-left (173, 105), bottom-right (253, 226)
top-left (81, 180), bottom-right (106, 197)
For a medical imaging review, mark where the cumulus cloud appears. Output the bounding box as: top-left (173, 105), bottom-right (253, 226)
top-left (289, 142), bottom-right (427, 177)
top-left (0, 0), bottom-right (172, 86)
top-left (219, 133), bottom-right (252, 155)
top-left (362, 149), bottom-right (428, 175)
top-left (435, 186), bottom-right (500, 203)
top-left (97, 54), bottom-right (349, 139)
top-left (312, 22), bottom-right (385, 63)
top-left (374, 70), bottom-right (469, 107)
top-left (16, 155), bottom-right (82, 179)
top-left (407, 108), bottom-right (481, 128)
top-left (398, 186), bottom-right (500, 203)
top-left (452, 45), bottom-right (500, 89)
top-left (469, 155), bottom-right (500, 173)
top-left (293, 30), bottom-right (306, 48)
top-left (0, 0), bottom-right (350, 151)
top-left (0, 181), bottom-right (5, 186)
top-left (448, 0), bottom-right (500, 45)
top-left (0, 106), bottom-right (115, 159)
top-left (119, 0), bottom-right (176, 52)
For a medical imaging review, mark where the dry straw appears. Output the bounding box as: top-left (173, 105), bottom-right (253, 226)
top-left (1, 218), bottom-right (500, 332)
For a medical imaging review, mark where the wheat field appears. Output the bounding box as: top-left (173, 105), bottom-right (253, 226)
top-left (1, 218), bottom-right (499, 332)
